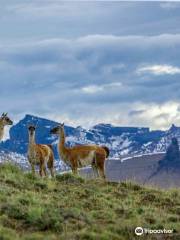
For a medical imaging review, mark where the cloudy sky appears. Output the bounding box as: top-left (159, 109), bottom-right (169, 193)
top-left (1, 1), bottom-right (180, 130)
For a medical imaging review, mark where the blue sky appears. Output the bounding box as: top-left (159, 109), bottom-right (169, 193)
top-left (1, 1), bottom-right (180, 129)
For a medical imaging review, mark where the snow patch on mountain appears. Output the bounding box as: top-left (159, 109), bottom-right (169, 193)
top-left (0, 150), bottom-right (69, 172)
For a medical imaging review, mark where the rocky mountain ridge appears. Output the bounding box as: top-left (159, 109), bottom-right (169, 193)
top-left (0, 114), bottom-right (180, 171)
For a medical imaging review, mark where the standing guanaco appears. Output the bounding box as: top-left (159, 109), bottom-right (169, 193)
top-left (27, 125), bottom-right (54, 177)
top-left (50, 123), bottom-right (109, 179)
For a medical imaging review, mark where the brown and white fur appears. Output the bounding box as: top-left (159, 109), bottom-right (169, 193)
top-left (0, 113), bottom-right (13, 141)
top-left (50, 123), bottom-right (109, 179)
top-left (27, 125), bottom-right (54, 177)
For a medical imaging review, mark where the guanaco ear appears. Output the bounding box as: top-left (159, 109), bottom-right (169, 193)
top-left (62, 122), bottom-right (64, 127)
top-left (1, 113), bottom-right (5, 117)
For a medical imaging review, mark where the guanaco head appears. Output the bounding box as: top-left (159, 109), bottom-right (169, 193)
top-left (50, 123), bottom-right (64, 135)
top-left (0, 113), bottom-right (13, 126)
top-left (28, 125), bottom-right (36, 137)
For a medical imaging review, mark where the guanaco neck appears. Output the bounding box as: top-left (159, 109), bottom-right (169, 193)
top-left (0, 119), bottom-right (5, 141)
top-left (59, 127), bottom-right (67, 154)
top-left (28, 133), bottom-right (36, 147)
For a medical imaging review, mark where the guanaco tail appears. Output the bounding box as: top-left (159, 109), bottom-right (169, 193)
top-left (27, 125), bottom-right (54, 177)
top-left (50, 123), bottom-right (109, 179)
top-left (0, 113), bottom-right (13, 141)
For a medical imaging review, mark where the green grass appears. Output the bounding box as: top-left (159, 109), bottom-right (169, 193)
top-left (0, 163), bottom-right (180, 240)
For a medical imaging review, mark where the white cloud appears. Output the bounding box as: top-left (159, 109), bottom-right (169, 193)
top-left (50, 101), bottom-right (180, 130)
top-left (1, 34), bottom-right (180, 129)
top-left (137, 64), bottom-right (180, 75)
top-left (0, 0), bottom-right (180, 131)
top-left (81, 82), bottom-right (122, 94)
top-left (126, 101), bottom-right (180, 130)
top-left (81, 85), bottom-right (104, 94)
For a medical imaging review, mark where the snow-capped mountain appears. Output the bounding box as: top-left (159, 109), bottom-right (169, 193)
top-left (0, 114), bottom-right (179, 170)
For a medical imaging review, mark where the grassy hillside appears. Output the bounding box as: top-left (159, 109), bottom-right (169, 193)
top-left (0, 163), bottom-right (179, 240)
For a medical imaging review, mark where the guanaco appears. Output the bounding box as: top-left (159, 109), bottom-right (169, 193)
top-left (0, 113), bottom-right (13, 141)
top-left (50, 123), bottom-right (109, 179)
top-left (27, 125), bottom-right (54, 177)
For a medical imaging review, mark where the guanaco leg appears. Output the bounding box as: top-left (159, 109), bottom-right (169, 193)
top-left (95, 152), bottom-right (106, 180)
top-left (31, 163), bottom-right (35, 175)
